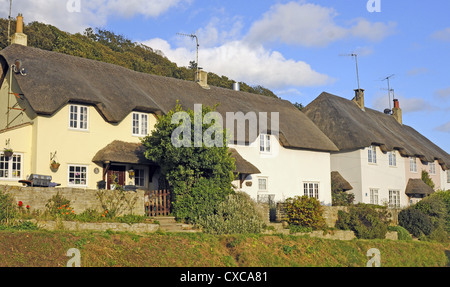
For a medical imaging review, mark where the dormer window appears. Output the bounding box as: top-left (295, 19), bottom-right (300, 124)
top-left (69, 104), bottom-right (89, 131)
top-left (409, 157), bottom-right (417, 173)
top-left (259, 134), bottom-right (271, 153)
top-left (132, 112), bottom-right (148, 137)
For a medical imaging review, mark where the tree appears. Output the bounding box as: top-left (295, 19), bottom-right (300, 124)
top-left (141, 103), bottom-right (236, 223)
top-left (421, 170), bottom-right (435, 190)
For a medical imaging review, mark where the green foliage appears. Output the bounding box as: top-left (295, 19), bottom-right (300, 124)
top-left (335, 204), bottom-right (391, 239)
top-left (399, 193), bottom-right (449, 241)
top-left (95, 187), bottom-right (139, 217)
top-left (0, 188), bottom-right (17, 224)
top-left (173, 177), bottom-right (232, 225)
top-left (293, 102), bottom-right (304, 111)
top-left (331, 189), bottom-right (355, 206)
top-left (142, 104), bottom-right (235, 223)
top-left (399, 208), bottom-right (433, 237)
top-left (387, 226), bottom-right (412, 241)
top-left (284, 196), bottom-right (326, 230)
top-left (421, 170), bottom-right (435, 190)
top-left (45, 192), bottom-right (75, 220)
top-left (432, 190), bottom-right (450, 233)
top-left (200, 192), bottom-right (266, 235)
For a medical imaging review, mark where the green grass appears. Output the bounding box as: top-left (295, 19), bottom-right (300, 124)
top-left (0, 231), bottom-right (448, 267)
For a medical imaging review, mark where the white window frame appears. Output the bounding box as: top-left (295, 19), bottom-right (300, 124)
top-left (389, 190), bottom-right (400, 208)
top-left (370, 188), bottom-right (379, 205)
top-left (133, 168), bottom-right (146, 188)
top-left (368, 146), bottom-right (377, 164)
top-left (68, 164), bottom-right (88, 187)
top-left (132, 112), bottom-right (149, 137)
top-left (258, 177), bottom-right (268, 192)
top-left (69, 104), bottom-right (89, 131)
top-left (303, 182), bottom-right (319, 200)
top-left (0, 152), bottom-right (23, 180)
top-left (388, 151), bottom-right (397, 167)
top-left (259, 134), bottom-right (271, 154)
top-left (429, 162), bottom-right (436, 175)
top-left (409, 157), bottom-right (417, 173)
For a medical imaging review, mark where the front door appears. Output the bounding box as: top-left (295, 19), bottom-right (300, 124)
top-left (107, 165), bottom-right (126, 190)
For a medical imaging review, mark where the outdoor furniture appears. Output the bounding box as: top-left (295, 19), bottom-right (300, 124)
top-left (19, 174), bottom-right (60, 187)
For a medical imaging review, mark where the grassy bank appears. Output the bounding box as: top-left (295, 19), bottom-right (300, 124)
top-left (0, 231), bottom-right (448, 267)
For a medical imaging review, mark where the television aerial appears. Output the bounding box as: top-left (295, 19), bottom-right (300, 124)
top-left (340, 53), bottom-right (360, 90)
top-left (177, 31), bottom-right (200, 81)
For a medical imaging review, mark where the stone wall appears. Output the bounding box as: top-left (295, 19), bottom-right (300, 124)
top-left (30, 220), bottom-right (158, 234)
top-left (1, 185), bottom-right (145, 216)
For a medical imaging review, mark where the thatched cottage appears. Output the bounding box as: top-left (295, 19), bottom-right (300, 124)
top-left (304, 90), bottom-right (450, 207)
top-left (0, 18), bottom-right (339, 206)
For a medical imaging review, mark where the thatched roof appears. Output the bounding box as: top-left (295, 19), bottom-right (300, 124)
top-left (229, 148), bottom-right (261, 175)
top-left (331, 171), bottom-right (353, 191)
top-left (92, 141), bottom-right (260, 175)
top-left (92, 140), bottom-right (153, 165)
top-left (303, 92), bottom-right (450, 169)
top-left (405, 178), bottom-right (434, 196)
top-left (0, 44), bottom-right (338, 153)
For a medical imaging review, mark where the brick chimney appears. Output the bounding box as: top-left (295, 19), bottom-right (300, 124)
top-left (392, 99), bottom-right (402, 124)
top-left (352, 89), bottom-right (365, 111)
top-left (11, 13), bottom-right (28, 46)
top-left (195, 70), bottom-right (210, 89)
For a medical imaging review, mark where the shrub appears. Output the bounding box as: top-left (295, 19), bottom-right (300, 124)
top-left (388, 226), bottom-right (412, 241)
top-left (173, 177), bottom-right (233, 225)
top-left (335, 204), bottom-right (391, 239)
top-left (414, 195), bottom-right (446, 230)
top-left (45, 192), bottom-right (76, 220)
top-left (199, 192), bottom-right (265, 235)
top-left (96, 187), bottom-right (139, 217)
top-left (431, 190), bottom-right (450, 233)
top-left (398, 208), bottom-right (433, 237)
top-left (284, 196), bottom-right (326, 230)
top-left (0, 188), bottom-right (17, 225)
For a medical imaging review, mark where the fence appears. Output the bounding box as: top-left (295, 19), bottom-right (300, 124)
top-left (145, 190), bottom-right (172, 217)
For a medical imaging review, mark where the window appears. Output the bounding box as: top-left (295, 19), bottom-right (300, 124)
top-left (429, 162), bottom-right (436, 175)
top-left (132, 112), bottom-right (148, 136)
top-left (259, 134), bottom-right (271, 153)
top-left (68, 165), bottom-right (87, 186)
top-left (258, 177), bottom-right (268, 192)
top-left (389, 190), bottom-right (400, 208)
top-left (370, 188), bottom-right (379, 205)
top-left (388, 151), bottom-right (397, 167)
top-left (368, 146), bottom-right (377, 164)
top-left (134, 168), bottom-right (145, 187)
top-left (303, 182), bottom-right (319, 199)
top-left (69, 104), bottom-right (89, 130)
top-left (409, 157), bottom-right (417, 173)
top-left (0, 153), bottom-right (23, 179)
top-left (447, 170), bottom-right (450, 184)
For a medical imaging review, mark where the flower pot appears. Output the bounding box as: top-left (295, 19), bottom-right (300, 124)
top-left (50, 162), bottom-right (60, 171)
top-left (3, 150), bottom-right (13, 158)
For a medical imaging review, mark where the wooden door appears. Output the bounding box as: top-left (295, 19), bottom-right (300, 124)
top-left (107, 165), bottom-right (126, 190)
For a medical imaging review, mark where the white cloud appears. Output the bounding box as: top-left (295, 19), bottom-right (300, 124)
top-left (435, 87), bottom-right (450, 99)
top-left (435, 121), bottom-right (450, 133)
top-left (244, 2), bottom-right (396, 47)
top-left (431, 27), bottom-right (450, 42)
top-left (142, 38), bottom-right (333, 88)
top-left (0, 0), bottom-right (188, 33)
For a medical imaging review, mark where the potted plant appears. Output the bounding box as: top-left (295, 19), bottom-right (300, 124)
top-left (3, 148), bottom-right (13, 158)
top-left (50, 160), bottom-right (60, 171)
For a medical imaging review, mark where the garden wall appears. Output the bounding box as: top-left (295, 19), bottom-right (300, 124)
top-left (1, 185), bottom-right (145, 216)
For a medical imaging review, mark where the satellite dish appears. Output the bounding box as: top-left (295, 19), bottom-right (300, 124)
top-left (19, 67), bottom-right (27, 76)
top-left (384, 108), bottom-right (392, 115)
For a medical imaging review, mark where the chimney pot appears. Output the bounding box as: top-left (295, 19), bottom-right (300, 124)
top-left (352, 89), bottom-right (365, 111)
top-left (16, 13), bottom-right (24, 33)
top-left (11, 13), bottom-right (27, 46)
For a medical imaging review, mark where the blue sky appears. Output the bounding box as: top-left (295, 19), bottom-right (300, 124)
top-left (1, 0), bottom-right (449, 152)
